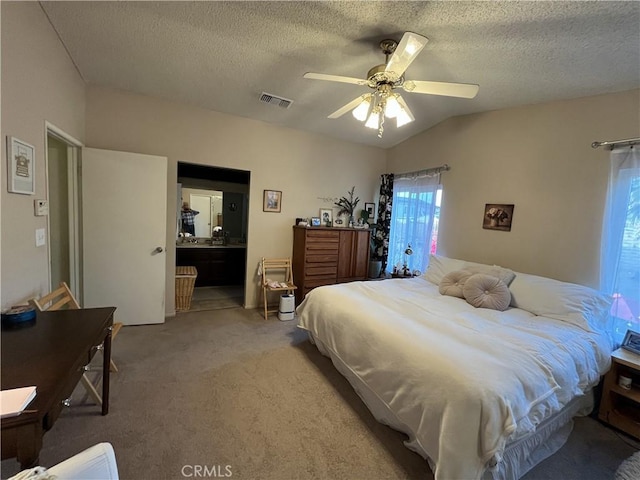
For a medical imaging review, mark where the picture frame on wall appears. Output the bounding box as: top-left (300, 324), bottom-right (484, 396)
top-left (263, 189), bottom-right (282, 213)
top-left (319, 208), bottom-right (332, 227)
top-left (364, 202), bottom-right (375, 222)
top-left (482, 204), bottom-right (514, 231)
top-left (7, 136), bottom-right (35, 195)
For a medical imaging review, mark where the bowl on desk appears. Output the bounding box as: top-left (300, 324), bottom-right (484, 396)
top-left (1, 305), bottom-right (36, 329)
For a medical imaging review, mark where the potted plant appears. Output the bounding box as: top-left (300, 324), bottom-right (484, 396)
top-left (334, 186), bottom-right (360, 227)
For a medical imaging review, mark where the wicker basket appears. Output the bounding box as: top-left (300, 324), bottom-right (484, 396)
top-left (175, 266), bottom-right (197, 311)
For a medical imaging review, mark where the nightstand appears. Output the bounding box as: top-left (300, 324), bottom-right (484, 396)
top-left (598, 347), bottom-right (640, 439)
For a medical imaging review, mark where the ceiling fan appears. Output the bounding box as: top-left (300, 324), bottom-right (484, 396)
top-left (304, 32), bottom-right (479, 138)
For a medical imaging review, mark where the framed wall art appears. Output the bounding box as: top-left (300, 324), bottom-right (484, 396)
top-left (263, 189), bottom-right (282, 213)
top-left (364, 202), bottom-right (375, 223)
top-left (482, 204), bottom-right (514, 231)
top-left (7, 136), bottom-right (35, 195)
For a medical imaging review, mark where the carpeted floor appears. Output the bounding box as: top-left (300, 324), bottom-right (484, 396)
top-left (1, 307), bottom-right (638, 479)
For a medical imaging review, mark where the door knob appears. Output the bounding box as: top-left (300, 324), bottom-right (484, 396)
top-left (154, 247), bottom-right (164, 253)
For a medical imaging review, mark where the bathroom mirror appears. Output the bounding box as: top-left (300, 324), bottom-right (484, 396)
top-left (178, 188), bottom-right (223, 237)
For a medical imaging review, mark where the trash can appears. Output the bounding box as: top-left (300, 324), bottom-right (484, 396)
top-left (278, 293), bottom-right (295, 321)
top-left (175, 266), bottom-right (197, 312)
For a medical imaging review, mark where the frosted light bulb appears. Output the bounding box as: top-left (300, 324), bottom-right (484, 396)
top-left (396, 108), bottom-right (413, 127)
top-left (365, 111), bottom-right (380, 129)
top-left (352, 97), bottom-right (371, 121)
top-left (385, 96), bottom-right (401, 118)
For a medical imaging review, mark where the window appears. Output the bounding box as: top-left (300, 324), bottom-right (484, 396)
top-left (601, 147), bottom-right (640, 345)
top-left (387, 175), bottom-right (442, 274)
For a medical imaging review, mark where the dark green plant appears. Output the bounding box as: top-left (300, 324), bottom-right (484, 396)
top-left (334, 186), bottom-right (360, 219)
top-left (370, 225), bottom-right (385, 261)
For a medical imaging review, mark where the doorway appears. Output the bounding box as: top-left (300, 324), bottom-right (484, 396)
top-left (45, 125), bottom-right (82, 300)
top-left (177, 162), bottom-right (250, 311)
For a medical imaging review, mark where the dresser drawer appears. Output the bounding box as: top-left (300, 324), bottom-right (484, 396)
top-left (306, 230), bottom-right (339, 240)
top-left (305, 243), bottom-right (339, 253)
top-left (306, 254), bottom-right (338, 264)
top-left (305, 265), bottom-right (337, 277)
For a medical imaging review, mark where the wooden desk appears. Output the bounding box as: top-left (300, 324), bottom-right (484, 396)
top-left (1, 307), bottom-right (115, 468)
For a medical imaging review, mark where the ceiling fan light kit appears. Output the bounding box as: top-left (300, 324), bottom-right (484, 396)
top-left (304, 31), bottom-right (479, 138)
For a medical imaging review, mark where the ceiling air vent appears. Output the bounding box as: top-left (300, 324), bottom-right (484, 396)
top-left (259, 92), bottom-right (293, 109)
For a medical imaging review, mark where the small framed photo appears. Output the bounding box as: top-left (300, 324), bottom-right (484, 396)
top-left (7, 136), bottom-right (35, 195)
top-left (364, 202), bottom-right (375, 222)
top-left (483, 203), bottom-right (514, 231)
top-left (319, 208), bottom-right (332, 227)
top-left (263, 189), bottom-right (282, 213)
top-left (332, 217), bottom-right (344, 228)
top-left (622, 330), bottom-right (640, 356)
top-left (310, 217), bottom-right (321, 227)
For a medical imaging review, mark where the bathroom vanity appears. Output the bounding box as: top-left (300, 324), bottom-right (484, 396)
top-left (176, 242), bottom-right (246, 287)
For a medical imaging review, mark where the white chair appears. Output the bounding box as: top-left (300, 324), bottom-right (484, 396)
top-left (9, 443), bottom-right (119, 480)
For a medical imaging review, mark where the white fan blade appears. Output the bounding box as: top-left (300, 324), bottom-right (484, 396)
top-left (384, 32), bottom-right (428, 79)
top-left (328, 96), bottom-right (368, 119)
top-left (403, 80), bottom-right (479, 99)
top-left (304, 72), bottom-right (368, 86)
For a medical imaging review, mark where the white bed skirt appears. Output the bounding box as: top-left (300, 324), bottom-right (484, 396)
top-left (307, 331), bottom-right (594, 480)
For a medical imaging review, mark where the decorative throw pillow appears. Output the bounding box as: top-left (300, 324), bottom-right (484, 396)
top-left (462, 274), bottom-right (512, 311)
top-left (439, 270), bottom-right (474, 298)
top-left (464, 265), bottom-right (516, 286)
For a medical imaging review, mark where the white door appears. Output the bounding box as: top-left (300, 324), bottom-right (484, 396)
top-left (191, 194), bottom-right (212, 237)
top-left (82, 148), bottom-right (167, 325)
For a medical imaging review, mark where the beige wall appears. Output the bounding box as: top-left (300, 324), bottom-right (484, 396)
top-left (85, 87), bottom-right (386, 312)
top-left (388, 89), bottom-right (640, 288)
top-left (1, 2), bottom-right (86, 309)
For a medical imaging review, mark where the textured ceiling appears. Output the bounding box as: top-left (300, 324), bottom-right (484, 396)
top-left (40, 1), bottom-right (640, 149)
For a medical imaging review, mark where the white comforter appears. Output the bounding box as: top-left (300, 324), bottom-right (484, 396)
top-left (296, 278), bottom-right (611, 480)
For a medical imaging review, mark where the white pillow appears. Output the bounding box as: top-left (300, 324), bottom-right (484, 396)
top-left (464, 265), bottom-right (516, 286)
top-left (439, 270), bottom-right (474, 298)
top-left (509, 272), bottom-right (612, 332)
top-left (462, 274), bottom-right (511, 311)
top-left (424, 254), bottom-right (513, 285)
top-left (424, 255), bottom-right (468, 285)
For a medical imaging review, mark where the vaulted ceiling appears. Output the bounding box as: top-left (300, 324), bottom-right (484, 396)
top-left (40, 1), bottom-right (640, 148)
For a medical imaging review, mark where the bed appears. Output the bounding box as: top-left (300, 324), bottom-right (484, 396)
top-left (296, 255), bottom-right (612, 480)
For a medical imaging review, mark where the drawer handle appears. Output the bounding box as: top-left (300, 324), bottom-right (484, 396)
top-left (61, 398), bottom-right (71, 407)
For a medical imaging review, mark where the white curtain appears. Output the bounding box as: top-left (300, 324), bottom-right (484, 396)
top-left (387, 174), bottom-right (440, 274)
top-left (600, 146), bottom-right (640, 344)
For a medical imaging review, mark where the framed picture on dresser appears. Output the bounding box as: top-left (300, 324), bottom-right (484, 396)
top-left (622, 330), bottom-right (640, 355)
top-left (320, 209), bottom-right (332, 227)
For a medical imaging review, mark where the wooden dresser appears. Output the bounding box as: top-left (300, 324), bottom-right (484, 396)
top-left (292, 226), bottom-right (370, 304)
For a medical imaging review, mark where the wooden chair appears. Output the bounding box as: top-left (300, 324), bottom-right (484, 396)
top-left (29, 282), bottom-right (123, 405)
top-left (260, 257), bottom-right (297, 319)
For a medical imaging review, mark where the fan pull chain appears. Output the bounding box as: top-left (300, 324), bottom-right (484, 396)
top-left (378, 112), bottom-right (385, 138)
